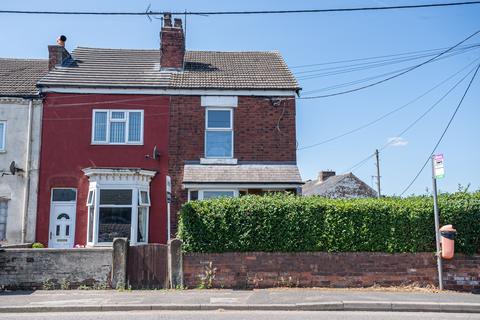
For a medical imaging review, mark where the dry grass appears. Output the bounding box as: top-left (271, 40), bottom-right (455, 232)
top-left (266, 282), bottom-right (441, 293)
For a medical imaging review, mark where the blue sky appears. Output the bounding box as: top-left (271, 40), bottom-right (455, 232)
top-left (1, 0), bottom-right (479, 195)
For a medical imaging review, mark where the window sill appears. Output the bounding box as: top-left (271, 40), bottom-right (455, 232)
top-left (90, 143), bottom-right (144, 146)
top-left (200, 158), bottom-right (238, 165)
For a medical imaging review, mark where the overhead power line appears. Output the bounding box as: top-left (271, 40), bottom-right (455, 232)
top-left (297, 57), bottom-right (480, 151)
top-left (294, 43), bottom-right (480, 75)
top-left (298, 29), bottom-right (480, 99)
top-left (291, 43), bottom-right (480, 69)
top-left (379, 64), bottom-right (477, 150)
top-left (1, 2), bottom-right (480, 16)
top-left (299, 45), bottom-right (480, 95)
top-left (400, 63), bottom-right (480, 196)
top-left (297, 44), bottom-right (480, 82)
top-left (340, 61), bottom-right (478, 174)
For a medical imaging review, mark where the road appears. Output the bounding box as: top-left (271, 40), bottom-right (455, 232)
top-left (1, 311), bottom-right (479, 320)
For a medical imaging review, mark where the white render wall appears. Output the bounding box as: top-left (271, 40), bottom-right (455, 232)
top-left (0, 98), bottom-right (42, 244)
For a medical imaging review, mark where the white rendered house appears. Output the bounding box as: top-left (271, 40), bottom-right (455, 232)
top-left (0, 58), bottom-right (47, 244)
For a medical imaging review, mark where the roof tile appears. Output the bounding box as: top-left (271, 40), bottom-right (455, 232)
top-left (183, 164), bottom-right (302, 184)
top-left (0, 58), bottom-right (48, 97)
top-left (38, 47), bottom-right (300, 91)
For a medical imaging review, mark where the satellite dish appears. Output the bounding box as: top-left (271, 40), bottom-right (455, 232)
top-left (145, 146), bottom-right (161, 161)
top-left (9, 161), bottom-right (16, 175)
top-left (153, 145), bottom-right (160, 160)
top-left (9, 161), bottom-right (24, 175)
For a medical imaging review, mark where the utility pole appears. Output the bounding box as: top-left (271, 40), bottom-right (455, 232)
top-left (375, 149), bottom-right (381, 198)
top-left (432, 154), bottom-right (444, 290)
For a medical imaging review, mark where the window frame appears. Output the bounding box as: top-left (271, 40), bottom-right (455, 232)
top-left (0, 121), bottom-right (6, 152)
top-left (204, 107), bottom-right (234, 159)
top-left (86, 186), bottom-right (149, 246)
top-left (51, 188), bottom-right (77, 203)
top-left (188, 189), bottom-right (238, 201)
top-left (91, 109), bottom-right (144, 145)
top-left (136, 188), bottom-right (150, 244)
top-left (0, 200), bottom-right (8, 241)
top-left (138, 189), bottom-right (151, 206)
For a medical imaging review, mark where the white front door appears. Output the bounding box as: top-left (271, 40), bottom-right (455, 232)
top-left (49, 189), bottom-right (77, 248)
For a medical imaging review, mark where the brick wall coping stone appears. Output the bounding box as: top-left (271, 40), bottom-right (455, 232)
top-left (1, 248), bottom-right (112, 253)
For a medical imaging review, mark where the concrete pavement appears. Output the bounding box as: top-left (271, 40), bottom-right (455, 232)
top-left (0, 288), bottom-right (479, 314)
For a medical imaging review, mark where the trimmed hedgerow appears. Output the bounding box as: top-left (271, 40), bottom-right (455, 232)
top-left (177, 192), bottom-right (480, 254)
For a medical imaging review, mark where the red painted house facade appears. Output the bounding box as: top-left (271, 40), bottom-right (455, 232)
top-left (36, 93), bottom-right (169, 247)
top-left (36, 14), bottom-right (301, 247)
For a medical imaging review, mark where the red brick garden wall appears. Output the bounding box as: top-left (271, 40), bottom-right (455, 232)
top-left (183, 252), bottom-right (480, 292)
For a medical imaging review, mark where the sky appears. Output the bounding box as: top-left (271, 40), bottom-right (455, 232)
top-left (1, 0), bottom-right (479, 196)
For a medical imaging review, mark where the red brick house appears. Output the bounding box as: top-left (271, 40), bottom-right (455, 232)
top-left (36, 14), bottom-right (301, 247)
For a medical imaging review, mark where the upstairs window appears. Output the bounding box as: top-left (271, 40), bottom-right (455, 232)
top-left (0, 121), bottom-right (5, 152)
top-left (92, 110), bottom-right (143, 145)
top-left (205, 108), bottom-right (233, 158)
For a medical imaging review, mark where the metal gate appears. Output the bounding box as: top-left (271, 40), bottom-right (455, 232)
top-left (127, 244), bottom-right (168, 289)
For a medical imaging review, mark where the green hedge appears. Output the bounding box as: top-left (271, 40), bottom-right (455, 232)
top-left (177, 192), bottom-right (480, 254)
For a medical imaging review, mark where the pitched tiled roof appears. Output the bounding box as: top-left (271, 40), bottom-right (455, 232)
top-left (37, 48), bottom-right (170, 88)
top-left (302, 173), bottom-right (377, 198)
top-left (172, 51), bottom-right (299, 90)
top-left (183, 164), bottom-right (302, 184)
top-left (0, 58), bottom-right (48, 97)
top-left (38, 47), bottom-right (300, 91)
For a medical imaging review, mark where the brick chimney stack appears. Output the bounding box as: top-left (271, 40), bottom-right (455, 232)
top-left (48, 35), bottom-right (70, 70)
top-left (319, 171), bottom-right (336, 182)
top-left (160, 13), bottom-right (185, 71)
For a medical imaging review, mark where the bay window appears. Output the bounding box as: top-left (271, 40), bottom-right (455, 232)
top-left (205, 108), bottom-right (233, 158)
top-left (92, 110), bottom-right (143, 145)
top-left (83, 168), bottom-right (156, 246)
top-left (87, 188), bottom-right (150, 245)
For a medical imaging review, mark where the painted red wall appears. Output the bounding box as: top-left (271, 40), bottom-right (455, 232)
top-left (37, 93), bottom-right (169, 246)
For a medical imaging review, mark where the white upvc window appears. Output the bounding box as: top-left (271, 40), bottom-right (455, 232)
top-left (205, 108), bottom-right (233, 158)
top-left (0, 200), bottom-right (7, 240)
top-left (86, 187), bottom-right (150, 246)
top-left (188, 189), bottom-right (238, 201)
top-left (0, 121), bottom-right (6, 152)
top-left (92, 110), bottom-right (144, 145)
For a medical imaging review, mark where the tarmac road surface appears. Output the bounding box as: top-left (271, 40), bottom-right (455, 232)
top-left (1, 311), bottom-right (480, 320)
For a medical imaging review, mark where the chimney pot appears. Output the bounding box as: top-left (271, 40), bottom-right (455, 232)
top-left (56, 35), bottom-right (67, 47)
top-left (174, 18), bottom-right (182, 28)
top-left (163, 13), bottom-right (172, 27)
top-left (319, 171), bottom-right (336, 182)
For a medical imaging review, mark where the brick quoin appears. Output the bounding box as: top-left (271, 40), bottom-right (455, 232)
top-left (168, 95), bottom-right (297, 236)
